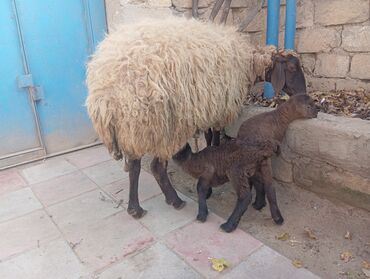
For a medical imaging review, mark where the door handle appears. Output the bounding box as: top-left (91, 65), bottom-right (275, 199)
top-left (17, 74), bottom-right (44, 102)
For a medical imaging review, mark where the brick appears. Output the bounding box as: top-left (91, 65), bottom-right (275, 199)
top-left (248, 31), bottom-right (285, 49)
top-left (245, 7), bottom-right (286, 32)
top-left (314, 0), bottom-right (369, 26)
top-left (336, 79), bottom-right (370, 91)
top-left (21, 158), bottom-right (78, 185)
top-left (172, 0), bottom-right (212, 8)
top-left (0, 239), bottom-right (89, 279)
top-left (165, 213), bottom-right (262, 278)
top-left (200, 6), bottom-right (234, 25)
top-left (300, 54), bottom-right (316, 75)
top-left (350, 54), bottom-right (370, 79)
top-left (306, 77), bottom-right (336, 92)
top-left (102, 170), bottom-right (161, 204)
top-left (0, 169), bottom-right (27, 196)
top-left (223, 246), bottom-right (320, 279)
top-left (296, 0), bottom-right (314, 28)
top-left (147, 0), bottom-right (172, 7)
top-left (139, 193), bottom-right (197, 236)
top-left (97, 243), bottom-right (201, 279)
top-left (82, 160), bottom-right (127, 186)
top-left (314, 54), bottom-right (349, 78)
top-left (31, 171), bottom-right (97, 206)
top-left (63, 146), bottom-right (111, 169)
top-left (272, 155), bottom-right (293, 183)
top-left (296, 27), bottom-right (340, 53)
top-left (342, 26), bottom-right (370, 52)
top-left (0, 188), bottom-right (42, 223)
top-left (0, 211), bottom-right (60, 260)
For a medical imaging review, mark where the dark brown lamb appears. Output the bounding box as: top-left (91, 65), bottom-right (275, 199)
top-left (236, 94), bottom-right (318, 225)
top-left (172, 138), bottom-right (280, 233)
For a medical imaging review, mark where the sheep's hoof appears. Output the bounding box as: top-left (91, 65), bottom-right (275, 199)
top-left (127, 207), bottom-right (147, 219)
top-left (274, 216), bottom-right (284, 225)
top-left (252, 201), bottom-right (266, 211)
top-left (169, 198), bottom-right (186, 210)
top-left (196, 213), bottom-right (208, 223)
top-left (220, 222), bottom-right (237, 233)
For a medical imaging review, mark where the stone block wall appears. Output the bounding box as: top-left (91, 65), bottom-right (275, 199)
top-left (105, 0), bottom-right (370, 92)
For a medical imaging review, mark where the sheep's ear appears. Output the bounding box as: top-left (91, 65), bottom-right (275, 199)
top-left (270, 57), bottom-right (286, 96)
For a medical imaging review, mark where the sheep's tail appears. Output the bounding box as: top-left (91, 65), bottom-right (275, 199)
top-left (85, 92), bottom-right (122, 161)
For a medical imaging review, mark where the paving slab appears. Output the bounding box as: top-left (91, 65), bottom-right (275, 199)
top-left (21, 158), bottom-right (78, 184)
top-left (220, 245), bottom-right (320, 279)
top-left (139, 193), bottom-right (198, 236)
top-left (102, 170), bottom-right (162, 203)
top-left (47, 190), bottom-right (121, 230)
top-left (165, 213), bottom-right (263, 279)
top-left (82, 160), bottom-right (127, 186)
top-left (0, 238), bottom-right (89, 279)
top-left (64, 212), bottom-right (155, 271)
top-left (96, 242), bottom-right (202, 279)
top-left (31, 171), bottom-right (97, 206)
top-left (64, 146), bottom-right (111, 169)
top-left (0, 168), bottom-right (27, 196)
top-left (0, 210), bottom-right (60, 261)
top-left (0, 187), bottom-right (42, 222)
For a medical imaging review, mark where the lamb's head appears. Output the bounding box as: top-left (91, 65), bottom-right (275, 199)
top-left (265, 51), bottom-right (307, 96)
top-left (288, 94), bottom-right (318, 119)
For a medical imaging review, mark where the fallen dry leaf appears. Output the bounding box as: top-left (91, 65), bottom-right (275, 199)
top-left (304, 227), bottom-right (318, 240)
top-left (292, 259), bottom-right (303, 268)
top-left (276, 232), bottom-right (290, 241)
top-left (362, 260), bottom-right (370, 270)
top-left (210, 258), bottom-right (230, 272)
top-left (340, 251), bottom-right (353, 263)
top-left (344, 231), bottom-right (352, 240)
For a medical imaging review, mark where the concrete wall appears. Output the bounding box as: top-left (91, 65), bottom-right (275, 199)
top-left (225, 106), bottom-right (370, 211)
top-left (106, 0), bottom-right (370, 92)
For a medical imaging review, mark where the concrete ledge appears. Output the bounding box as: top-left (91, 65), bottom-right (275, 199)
top-left (225, 105), bottom-right (370, 211)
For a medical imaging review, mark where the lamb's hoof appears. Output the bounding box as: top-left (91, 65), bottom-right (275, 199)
top-left (166, 198), bottom-right (186, 210)
top-left (206, 188), bottom-right (213, 200)
top-left (252, 201), bottom-right (266, 211)
top-left (196, 213), bottom-right (208, 223)
top-left (274, 216), bottom-right (284, 225)
top-left (127, 207), bottom-right (147, 219)
top-left (220, 222), bottom-right (237, 233)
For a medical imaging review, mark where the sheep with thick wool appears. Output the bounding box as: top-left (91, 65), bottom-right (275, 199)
top-left (85, 17), bottom-right (306, 219)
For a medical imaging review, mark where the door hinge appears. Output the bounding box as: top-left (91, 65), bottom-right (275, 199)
top-left (17, 74), bottom-right (44, 101)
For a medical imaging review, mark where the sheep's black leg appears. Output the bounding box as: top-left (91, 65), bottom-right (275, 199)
top-left (151, 157), bottom-right (186, 209)
top-left (212, 129), bottom-right (221, 146)
top-left (205, 128), bottom-right (213, 147)
top-left (250, 173), bottom-right (267, 210)
top-left (221, 169), bottom-right (252, 233)
top-left (196, 177), bottom-right (211, 222)
top-left (261, 159), bottom-right (284, 225)
top-left (127, 158), bottom-right (147, 219)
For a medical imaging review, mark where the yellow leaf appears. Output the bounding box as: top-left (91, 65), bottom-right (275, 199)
top-left (210, 258), bottom-right (231, 272)
top-left (304, 227), bottom-right (317, 240)
top-left (362, 260), bottom-right (370, 270)
top-left (292, 259), bottom-right (303, 268)
top-left (344, 231), bottom-right (352, 240)
top-left (340, 251), bottom-right (353, 263)
top-left (276, 232), bottom-right (290, 241)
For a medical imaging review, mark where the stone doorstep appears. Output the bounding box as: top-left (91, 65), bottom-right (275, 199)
top-left (224, 105), bottom-right (370, 211)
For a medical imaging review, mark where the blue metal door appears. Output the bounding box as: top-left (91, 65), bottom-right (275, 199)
top-left (0, 0), bottom-right (107, 168)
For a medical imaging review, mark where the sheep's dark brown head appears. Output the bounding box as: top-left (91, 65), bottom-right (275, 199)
top-left (289, 94), bottom-right (318, 119)
top-left (265, 53), bottom-right (306, 96)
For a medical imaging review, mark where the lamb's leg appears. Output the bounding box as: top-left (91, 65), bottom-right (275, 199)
top-left (260, 159), bottom-right (284, 225)
top-left (220, 168), bottom-right (252, 233)
top-left (212, 129), bottom-right (221, 146)
top-left (250, 173), bottom-right (267, 210)
top-left (205, 128), bottom-right (213, 146)
top-left (151, 157), bottom-right (186, 209)
top-left (196, 177), bottom-right (212, 222)
top-left (127, 158), bottom-right (147, 219)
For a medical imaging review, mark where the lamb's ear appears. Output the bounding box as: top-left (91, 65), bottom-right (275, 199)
top-left (270, 57), bottom-right (286, 96)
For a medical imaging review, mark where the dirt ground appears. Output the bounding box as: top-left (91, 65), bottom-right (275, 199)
top-left (141, 156), bottom-right (370, 279)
